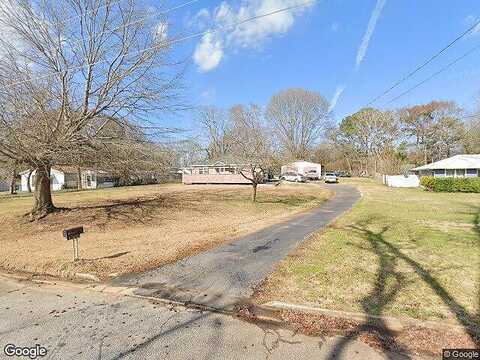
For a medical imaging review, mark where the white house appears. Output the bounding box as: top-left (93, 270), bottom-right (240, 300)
top-left (411, 154), bottom-right (480, 178)
top-left (20, 167), bottom-right (117, 192)
top-left (281, 160), bottom-right (322, 179)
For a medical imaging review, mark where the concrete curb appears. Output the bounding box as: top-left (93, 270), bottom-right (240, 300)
top-left (262, 301), bottom-right (471, 334)
top-left (0, 272), bottom-right (284, 324)
top-left (0, 269), bottom-right (101, 283)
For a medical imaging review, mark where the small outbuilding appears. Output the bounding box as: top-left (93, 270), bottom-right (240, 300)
top-left (281, 160), bottom-right (322, 179)
top-left (411, 154), bottom-right (480, 178)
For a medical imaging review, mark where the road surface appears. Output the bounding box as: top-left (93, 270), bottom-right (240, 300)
top-left (0, 276), bottom-right (411, 360)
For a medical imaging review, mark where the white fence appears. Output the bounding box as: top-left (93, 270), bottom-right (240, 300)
top-left (382, 174), bottom-right (420, 188)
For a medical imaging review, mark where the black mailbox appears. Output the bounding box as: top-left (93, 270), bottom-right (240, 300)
top-left (63, 226), bottom-right (84, 240)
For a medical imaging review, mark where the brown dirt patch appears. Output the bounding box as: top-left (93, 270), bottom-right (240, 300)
top-left (0, 183), bottom-right (331, 280)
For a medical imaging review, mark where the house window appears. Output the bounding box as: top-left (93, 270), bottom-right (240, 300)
top-left (198, 167), bottom-right (207, 175)
top-left (445, 169), bottom-right (455, 177)
top-left (455, 169), bottom-right (465, 178)
top-left (434, 169), bottom-right (445, 177)
top-left (466, 169), bottom-right (478, 177)
top-left (86, 175), bottom-right (92, 187)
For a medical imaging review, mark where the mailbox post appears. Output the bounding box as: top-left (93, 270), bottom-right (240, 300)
top-left (63, 226), bottom-right (84, 261)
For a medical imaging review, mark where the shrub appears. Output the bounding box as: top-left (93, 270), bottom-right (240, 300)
top-left (420, 176), bottom-right (480, 193)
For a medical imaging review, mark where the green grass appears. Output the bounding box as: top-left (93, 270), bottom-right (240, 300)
top-left (256, 178), bottom-right (480, 329)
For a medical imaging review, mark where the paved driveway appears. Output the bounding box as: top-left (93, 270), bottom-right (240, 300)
top-left (114, 184), bottom-right (360, 309)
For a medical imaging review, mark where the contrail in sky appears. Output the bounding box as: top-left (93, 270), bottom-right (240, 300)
top-left (328, 85), bottom-right (346, 112)
top-left (356, 0), bottom-right (387, 70)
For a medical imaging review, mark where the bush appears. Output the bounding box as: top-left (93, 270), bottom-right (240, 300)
top-left (420, 176), bottom-right (480, 193)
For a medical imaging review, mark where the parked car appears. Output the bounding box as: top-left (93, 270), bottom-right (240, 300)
top-left (305, 169), bottom-right (320, 180)
top-left (324, 172), bottom-right (338, 183)
top-left (334, 171), bottom-right (351, 177)
top-left (281, 172), bottom-right (306, 182)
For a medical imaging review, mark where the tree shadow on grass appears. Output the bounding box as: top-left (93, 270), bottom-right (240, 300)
top-left (327, 213), bottom-right (480, 359)
top-left (256, 195), bottom-right (318, 207)
top-left (63, 195), bottom-right (184, 227)
top-left (326, 225), bottom-right (413, 359)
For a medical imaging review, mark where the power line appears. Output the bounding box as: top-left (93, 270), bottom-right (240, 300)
top-left (384, 43), bottom-right (480, 105)
top-left (3, 0), bottom-right (315, 89)
top-left (365, 19), bottom-right (480, 107)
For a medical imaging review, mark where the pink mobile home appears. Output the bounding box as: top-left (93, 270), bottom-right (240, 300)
top-left (181, 161), bottom-right (252, 185)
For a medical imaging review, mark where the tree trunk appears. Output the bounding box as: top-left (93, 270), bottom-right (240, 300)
top-left (252, 183), bottom-right (258, 202)
top-left (9, 166), bottom-right (17, 195)
top-left (27, 169), bottom-right (33, 193)
top-left (77, 167), bottom-right (82, 190)
top-left (31, 164), bottom-right (55, 218)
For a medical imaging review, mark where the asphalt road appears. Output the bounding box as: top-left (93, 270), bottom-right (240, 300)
top-left (0, 276), bottom-right (410, 360)
top-left (114, 184), bottom-right (361, 309)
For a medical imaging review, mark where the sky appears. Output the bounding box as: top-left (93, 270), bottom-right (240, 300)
top-left (150, 0), bottom-right (480, 132)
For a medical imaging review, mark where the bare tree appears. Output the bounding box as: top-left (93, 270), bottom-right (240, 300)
top-left (229, 104), bottom-right (272, 202)
top-left (0, 158), bottom-right (19, 194)
top-left (399, 101), bottom-right (463, 164)
top-left (0, 0), bottom-right (183, 218)
top-left (266, 88), bottom-right (330, 160)
top-left (463, 117), bottom-right (480, 153)
top-left (197, 106), bottom-right (232, 161)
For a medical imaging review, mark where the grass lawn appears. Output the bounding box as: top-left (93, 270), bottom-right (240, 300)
top-left (255, 178), bottom-right (480, 330)
top-left (0, 183), bottom-right (331, 280)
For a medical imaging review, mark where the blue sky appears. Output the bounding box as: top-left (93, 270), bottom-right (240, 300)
top-left (153, 0), bottom-right (480, 131)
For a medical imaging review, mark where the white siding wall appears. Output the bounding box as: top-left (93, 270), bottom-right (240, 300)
top-left (384, 175), bottom-right (420, 188)
top-left (21, 169), bottom-right (65, 191)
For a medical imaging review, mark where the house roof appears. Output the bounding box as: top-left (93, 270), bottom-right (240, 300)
top-left (182, 163), bottom-right (248, 168)
top-left (411, 154), bottom-right (480, 171)
top-left (284, 160), bottom-right (321, 167)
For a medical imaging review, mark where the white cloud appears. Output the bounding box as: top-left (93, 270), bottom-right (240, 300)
top-left (355, 0), bottom-right (386, 70)
top-left (328, 85), bottom-right (345, 112)
top-left (192, 0), bottom-right (317, 71)
top-left (193, 33), bottom-right (224, 72)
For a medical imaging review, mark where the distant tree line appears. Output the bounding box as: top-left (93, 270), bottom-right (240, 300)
top-left (319, 100), bottom-right (479, 176)
top-left (196, 91), bottom-right (480, 180)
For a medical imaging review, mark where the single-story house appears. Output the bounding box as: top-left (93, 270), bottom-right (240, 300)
top-left (180, 161), bottom-right (253, 185)
top-left (20, 166), bottom-right (117, 192)
top-left (411, 154), bottom-right (480, 178)
top-left (281, 160), bottom-right (322, 179)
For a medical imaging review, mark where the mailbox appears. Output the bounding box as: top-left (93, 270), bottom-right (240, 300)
top-left (63, 226), bottom-right (84, 261)
top-left (63, 226), bottom-right (84, 240)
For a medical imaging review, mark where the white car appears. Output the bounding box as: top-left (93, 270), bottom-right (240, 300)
top-left (324, 172), bottom-right (338, 183)
top-left (281, 172), bottom-right (306, 182)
